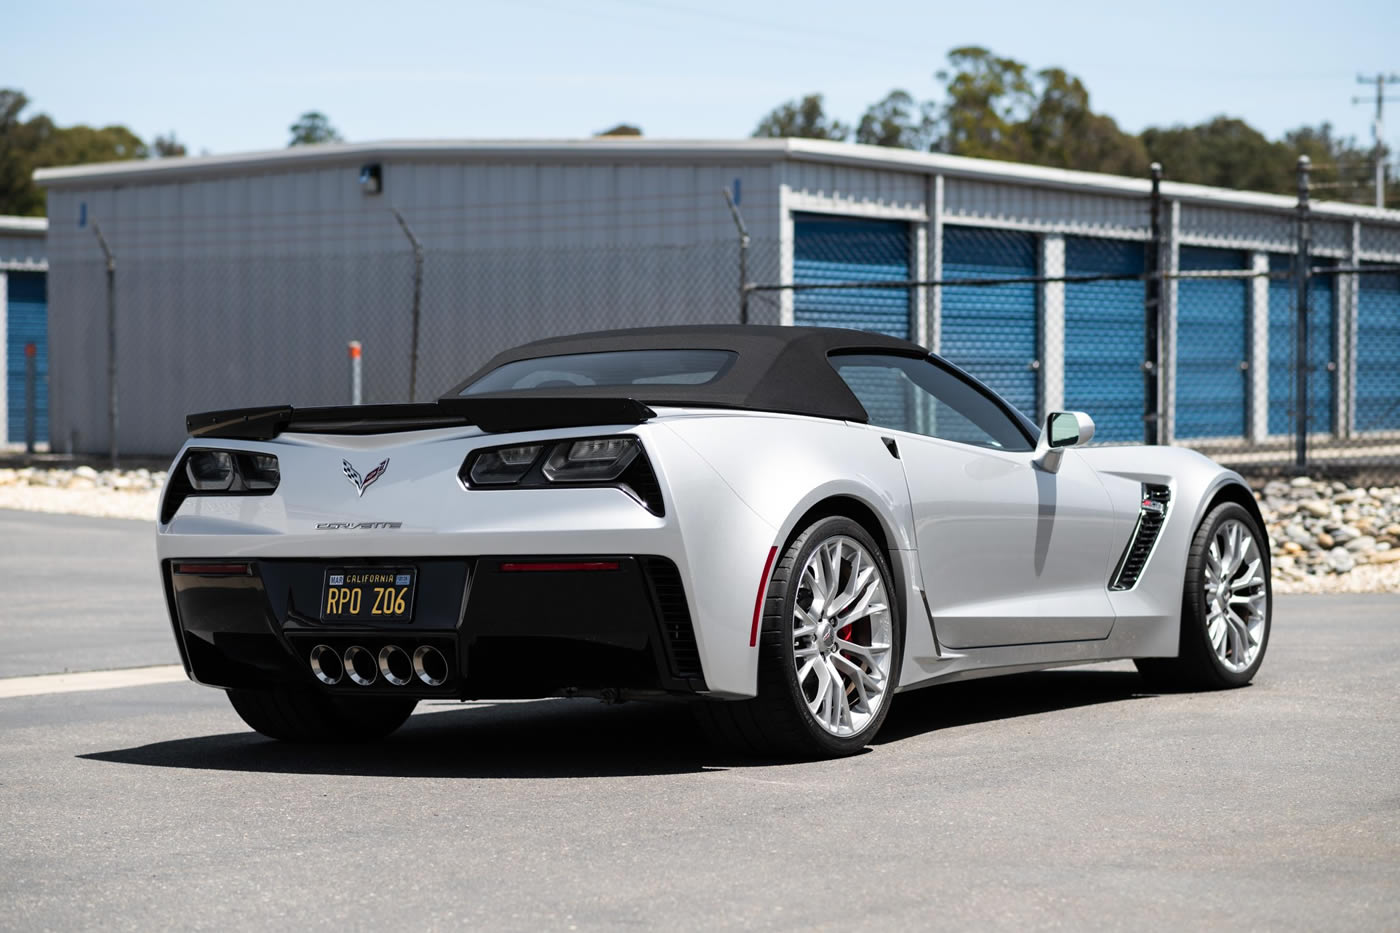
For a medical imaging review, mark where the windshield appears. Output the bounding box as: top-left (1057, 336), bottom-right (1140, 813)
top-left (461, 349), bottom-right (737, 395)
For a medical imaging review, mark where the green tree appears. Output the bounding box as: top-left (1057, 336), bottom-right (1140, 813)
top-left (288, 111), bottom-right (343, 146)
top-left (1282, 123), bottom-right (1381, 203)
top-left (856, 90), bottom-right (935, 150)
top-left (1141, 117), bottom-right (1287, 192)
top-left (1023, 68), bottom-right (1149, 176)
top-left (152, 132), bottom-right (187, 157)
top-left (595, 123), bottom-right (642, 137)
top-left (0, 89), bottom-right (41, 215)
top-left (752, 94), bottom-right (849, 141)
top-left (930, 46), bottom-right (1035, 160)
top-left (0, 89), bottom-right (153, 216)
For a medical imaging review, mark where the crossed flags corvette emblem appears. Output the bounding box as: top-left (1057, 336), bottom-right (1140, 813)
top-left (342, 458), bottom-right (390, 497)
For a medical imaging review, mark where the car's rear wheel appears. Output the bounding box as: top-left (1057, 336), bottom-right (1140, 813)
top-left (697, 516), bottom-right (902, 759)
top-left (226, 686), bottom-right (417, 742)
top-left (1136, 501), bottom-right (1271, 690)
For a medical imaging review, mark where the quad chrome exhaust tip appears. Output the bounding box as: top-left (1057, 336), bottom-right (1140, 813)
top-left (343, 645), bottom-right (378, 686)
top-left (377, 645), bottom-right (413, 686)
top-left (309, 643), bottom-right (448, 687)
top-left (309, 644), bottom-right (343, 685)
top-left (412, 645), bottom-right (449, 686)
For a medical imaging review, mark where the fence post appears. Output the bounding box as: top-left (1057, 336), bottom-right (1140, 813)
top-left (391, 209), bottom-right (425, 402)
top-left (1294, 156), bottom-right (1312, 473)
top-left (92, 223), bottom-right (117, 467)
top-left (24, 342), bottom-right (36, 454)
top-left (349, 340), bottom-right (363, 405)
top-left (1143, 163), bottom-right (1163, 445)
top-left (722, 187), bottom-right (751, 324)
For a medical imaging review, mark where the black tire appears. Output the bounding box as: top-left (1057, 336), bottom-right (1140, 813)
top-left (696, 515), bottom-right (903, 759)
top-left (226, 686), bottom-right (417, 742)
top-left (1136, 501), bottom-right (1272, 691)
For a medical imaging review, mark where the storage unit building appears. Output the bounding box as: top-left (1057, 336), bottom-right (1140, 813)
top-left (32, 139), bottom-right (1400, 455)
top-left (0, 216), bottom-right (48, 448)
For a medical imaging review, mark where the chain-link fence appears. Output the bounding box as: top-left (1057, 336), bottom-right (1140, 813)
top-left (741, 162), bottom-right (1400, 481)
top-left (38, 158), bottom-right (1400, 477)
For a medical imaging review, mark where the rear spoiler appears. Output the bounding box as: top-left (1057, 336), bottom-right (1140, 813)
top-left (186, 397), bottom-right (657, 440)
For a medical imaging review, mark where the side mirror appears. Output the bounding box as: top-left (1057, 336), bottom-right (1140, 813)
top-left (1034, 411), bottom-right (1095, 473)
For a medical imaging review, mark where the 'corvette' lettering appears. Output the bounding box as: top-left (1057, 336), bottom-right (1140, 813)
top-left (315, 522), bottom-right (403, 530)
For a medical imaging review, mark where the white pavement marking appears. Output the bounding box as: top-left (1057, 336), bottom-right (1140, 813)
top-left (0, 665), bottom-right (188, 699)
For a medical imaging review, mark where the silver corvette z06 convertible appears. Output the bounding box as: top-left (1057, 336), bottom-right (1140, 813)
top-left (158, 325), bottom-right (1270, 758)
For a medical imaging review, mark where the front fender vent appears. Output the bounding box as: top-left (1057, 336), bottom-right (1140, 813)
top-left (1109, 484), bottom-right (1171, 591)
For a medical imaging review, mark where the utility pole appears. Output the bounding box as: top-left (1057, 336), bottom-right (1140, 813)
top-left (1353, 73), bottom-right (1400, 209)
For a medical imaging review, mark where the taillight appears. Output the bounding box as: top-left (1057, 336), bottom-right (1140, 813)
top-left (542, 438), bottom-right (638, 482)
top-left (467, 443), bottom-right (544, 485)
top-left (460, 436), bottom-right (662, 515)
top-left (162, 449), bottom-right (281, 523)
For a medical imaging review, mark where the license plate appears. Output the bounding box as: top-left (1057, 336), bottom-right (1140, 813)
top-left (321, 567), bottom-right (417, 622)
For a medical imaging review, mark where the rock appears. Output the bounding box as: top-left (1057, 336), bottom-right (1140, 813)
top-left (1334, 490), bottom-right (1357, 504)
top-left (1299, 499), bottom-right (1331, 518)
top-left (1316, 532), bottom-right (1335, 549)
top-left (1328, 548), bottom-right (1356, 573)
top-left (1283, 541), bottom-right (1303, 554)
top-left (74, 465), bottom-right (99, 480)
top-left (1290, 476), bottom-right (1314, 487)
top-left (1332, 525), bottom-right (1361, 544)
top-left (1369, 549), bottom-right (1400, 564)
top-left (1344, 535), bottom-right (1377, 553)
top-left (1264, 480), bottom-right (1290, 497)
top-left (1384, 524), bottom-right (1400, 537)
top-left (1343, 507), bottom-right (1362, 522)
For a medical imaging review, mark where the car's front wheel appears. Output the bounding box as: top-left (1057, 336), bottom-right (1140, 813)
top-left (698, 515), bottom-right (902, 758)
top-left (226, 686), bottom-right (417, 742)
top-left (1136, 501), bottom-right (1271, 690)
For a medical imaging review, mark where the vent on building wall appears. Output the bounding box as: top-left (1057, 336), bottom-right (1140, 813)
top-left (359, 163), bottom-right (382, 195)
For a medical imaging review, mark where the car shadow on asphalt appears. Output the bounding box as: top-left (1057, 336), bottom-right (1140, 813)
top-left (79, 669), bottom-right (1154, 779)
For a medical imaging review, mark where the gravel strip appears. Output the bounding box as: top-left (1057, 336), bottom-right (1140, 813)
top-left (3, 468), bottom-right (1398, 593)
top-left (0, 467), bottom-right (161, 522)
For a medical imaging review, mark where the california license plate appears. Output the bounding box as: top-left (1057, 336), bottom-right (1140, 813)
top-left (321, 567), bottom-right (417, 622)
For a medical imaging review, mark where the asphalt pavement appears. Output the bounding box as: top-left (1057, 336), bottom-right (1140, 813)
top-left (0, 510), bottom-right (1397, 931)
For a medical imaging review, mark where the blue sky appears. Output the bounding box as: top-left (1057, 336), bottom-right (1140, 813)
top-left (9, 0), bottom-right (1400, 157)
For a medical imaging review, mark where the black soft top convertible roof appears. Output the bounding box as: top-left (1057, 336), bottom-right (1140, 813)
top-left (188, 326), bottom-right (1033, 439)
top-left (446, 325), bottom-right (928, 422)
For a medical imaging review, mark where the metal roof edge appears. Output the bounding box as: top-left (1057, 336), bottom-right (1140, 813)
top-left (0, 215), bottom-right (48, 235)
top-left (31, 139), bottom-right (794, 188)
top-left (780, 138), bottom-right (1400, 223)
top-left (29, 137), bottom-right (1400, 225)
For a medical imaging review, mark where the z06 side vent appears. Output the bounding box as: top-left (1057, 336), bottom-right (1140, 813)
top-left (1109, 484), bottom-right (1172, 591)
top-left (640, 557), bottom-right (704, 684)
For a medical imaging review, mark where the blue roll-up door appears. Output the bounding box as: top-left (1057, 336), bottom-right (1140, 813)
top-left (793, 215), bottom-right (910, 338)
top-left (1356, 266), bottom-right (1400, 432)
top-left (1267, 255), bottom-right (1294, 436)
top-left (1064, 237), bottom-right (1145, 443)
top-left (1267, 255), bottom-right (1334, 436)
top-left (793, 215), bottom-right (910, 427)
top-left (6, 271), bottom-right (48, 445)
top-left (941, 226), bottom-right (1038, 419)
top-left (1175, 247), bottom-right (1248, 438)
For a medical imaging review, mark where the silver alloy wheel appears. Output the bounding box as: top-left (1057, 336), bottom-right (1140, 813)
top-left (1204, 518), bottom-right (1268, 673)
top-left (791, 535), bottom-right (893, 736)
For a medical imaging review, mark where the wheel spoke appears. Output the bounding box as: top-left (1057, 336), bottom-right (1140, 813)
top-left (1207, 608), bottom-right (1227, 653)
top-left (1231, 558), bottom-right (1263, 591)
top-left (1224, 610), bottom-right (1249, 661)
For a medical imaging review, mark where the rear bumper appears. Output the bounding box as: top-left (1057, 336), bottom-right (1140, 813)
top-left (164, 555), bottom-right (706, 698)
